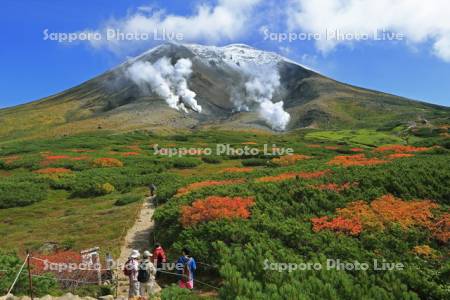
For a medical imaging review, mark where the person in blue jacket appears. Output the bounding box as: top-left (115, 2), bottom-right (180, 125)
top-left (177, 247), bottom-right (197, 289)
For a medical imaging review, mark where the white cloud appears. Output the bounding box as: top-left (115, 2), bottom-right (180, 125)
top-left (287, 0), bottom-right (450, 62)
top-left (87, 0), bottom-right (261, 53)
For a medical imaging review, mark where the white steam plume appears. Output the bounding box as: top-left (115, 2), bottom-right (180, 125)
top-left (125, 57), bottom-right (202, 113)
top-left (231, 64), bottom-right (290, 131)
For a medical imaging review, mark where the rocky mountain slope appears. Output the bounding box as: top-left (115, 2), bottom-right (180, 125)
top-left (0, 43), bottom-right (448, 141)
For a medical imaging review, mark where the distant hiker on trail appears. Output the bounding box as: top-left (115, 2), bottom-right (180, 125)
top-left (138, 250), bottom-right (158, 298)
top-left (124, 249), bottom-right (140, 299)
top-left (177, 247), bottom-right (197, 289)
top-left (149, 183), bottom-right (157, 197)
top-left (152, 243), bottom-right (167, 279)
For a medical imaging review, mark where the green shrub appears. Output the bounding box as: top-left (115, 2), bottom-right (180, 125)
top-left (173, 158), bottom-right (202, 169)
top-left (160, 284), bottom-right (207, 300)
top-left (241, 158), bottom-right (268, 167)
top-left (170, 135), bottom-right (189, 141)
top-left (201, 156), bottom-right (222, 164)
top-left (0, 181), bottom-right (47, 208)
top-left (0, 252), bottom-right (61, 296)
top-left (114, 195), bottom-right (141, 206)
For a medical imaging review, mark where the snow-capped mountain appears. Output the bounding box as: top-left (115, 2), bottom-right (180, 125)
top-left (0, 43), bottom-right (446, 139)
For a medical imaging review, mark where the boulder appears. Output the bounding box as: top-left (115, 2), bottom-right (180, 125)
top-left (0, 293), bottom-right (17, 300)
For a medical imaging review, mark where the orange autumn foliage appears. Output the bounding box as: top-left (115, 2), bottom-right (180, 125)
top-left (430, 213), bottom-right (450, 243)
top-left (1, 155), bottom-right (20, 164)
top-left (93, 157), bottom-right (124, 167)
top-left (221, 167), bottom-right (253, 173)
top-left (255, 170), bottom-right (329, 183)
top-left (412, 245), bottom-right (436, 258)
top-left (125, 145), bottom-right (142, 151)
top-left (324, 146), bottom-right (339, 150)
top-left (34, 168), bottom-right (72, 174)
top-left (374, 145), bottom-right (430, 153)
top-left (31, 251), bottom-right (82, 274)
top-left (241, 142), bottom-right (257, 145)
top-left (44, 155), bottom-right (70, 160)
top-left (337, 201), bottom-right (385, 231)
top-left (350, 148), bottom-right (364, 152)
top-left (176, 179), bottom-right (246, 196)
top-left (71, 155), bottom-right (90, 161)
top-left (121, 152), bottom-right (140, 157)
top-left (328, 154), bottom-right (388, 167)
top-left (311, 216), bottom-right (362, 236)
top-left (311, 182), bottom-right (358, 193)
top-left (313, 195), bottom-right (439, 237)
top-left (71, 149), bottom-right (94, 153)
top-left (386, 153), bottom-right (415, 159)
top-left (181, 196), bottom-right (255, 227)
top-left (306, 144), bottom-right (322, 148)
top-left (271, 154), bottom-right (311, 166)
top-left (370, 194), bottom-right (437, 228)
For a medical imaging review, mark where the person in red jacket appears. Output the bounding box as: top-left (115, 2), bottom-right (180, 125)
top-left (152, 243), bottom-right (167, 279)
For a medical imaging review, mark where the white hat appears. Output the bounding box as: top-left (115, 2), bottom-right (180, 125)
top-left (130, 249), bottom-right (140, 259)
top-left (143, 250), bottom-right (153, 258)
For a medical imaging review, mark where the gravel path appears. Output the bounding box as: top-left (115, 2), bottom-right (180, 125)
top-left (116, 196), bottom-right (160, 297)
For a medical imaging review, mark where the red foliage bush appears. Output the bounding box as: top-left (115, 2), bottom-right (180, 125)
top-left (386, 153), bottom-right (415, 159)
top-left (93, 158), bottom-right (124, 167)
top-left (430, 213), bottom-right (450, 243)
top-left (271, 154), bottom-right (311, 166)
top-left (328, 154), bottom-right (388, 167)
top-left (350, 148), bottom-right (364, 152)
top-left (221, 167), bottom-right (253, 173)
top-left (311, 216), bottom-right (362, 236)
top-left (1, 155), bottom-right (20, 164)
top-left (121, 152), bottom-right (140, 157)
top-left (34, 168), bottom-right (72, 174)
top-left (176, 179), bottom-right (246, 196)
top-left (311, 182), bottom-right (358, 192)
top-left (374, 145), bottom-right (430, 153)
top-left (324, 146), bottom-right (339, 150)
top-left (306, 144), bottom-right (322, 148)
top-left (44, 155), bottom-right (71, 160)
top-left (256, 170), bottom-right (329, 183)
top-left (181, 196), bottom-right (255, 227)
top-left (312, 194), bottom-right (440, 237)
top-left (71, 156), bottom-right (90, 161)
top-left (31, 251), bottom-right (101, 285)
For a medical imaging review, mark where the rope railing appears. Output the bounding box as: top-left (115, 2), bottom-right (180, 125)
top-left (7, 254), bottom-right (29, 295)
top-left (156, 269), bottom-right (220, 290)
top-left (30, 256), bottom-right (111, 271)
top-left (30, 274), bottom-right (99, 284)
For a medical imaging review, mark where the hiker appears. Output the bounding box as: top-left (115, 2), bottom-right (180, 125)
top-left (152, 243), bottom-right (167, 279)
top-left (138, 251), bottom-right (158, 298)
top-left (177, 247), bottom-right (197, 289)
top-left (124, 249), bottom-right (140, 299)
top-left (149, 183), bottom-right (157, 197)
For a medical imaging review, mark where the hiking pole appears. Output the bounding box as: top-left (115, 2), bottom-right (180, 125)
top-left (26, 250), bottom-right (34, 300)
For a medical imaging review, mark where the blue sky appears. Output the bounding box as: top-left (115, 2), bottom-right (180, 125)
top-left (1, 0), bottom-right (449, 109)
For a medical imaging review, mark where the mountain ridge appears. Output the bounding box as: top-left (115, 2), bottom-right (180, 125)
top-left (0, 43), bottom-right (448, 141)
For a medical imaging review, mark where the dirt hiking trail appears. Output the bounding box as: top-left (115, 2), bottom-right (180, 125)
top-left (116, 196), bottom-right (160, 297)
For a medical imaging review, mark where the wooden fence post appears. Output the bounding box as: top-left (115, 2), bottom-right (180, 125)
top-left (26, 250), bottom-right (34, 300)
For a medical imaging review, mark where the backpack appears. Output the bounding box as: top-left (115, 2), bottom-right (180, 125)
top-left (138, 262), bottom-right (150, 283)
top-left (123, 259), bottom-right (133, 277)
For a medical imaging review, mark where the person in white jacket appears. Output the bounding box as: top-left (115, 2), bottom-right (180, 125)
top-left (138, 251), bottom-right (159, 298)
